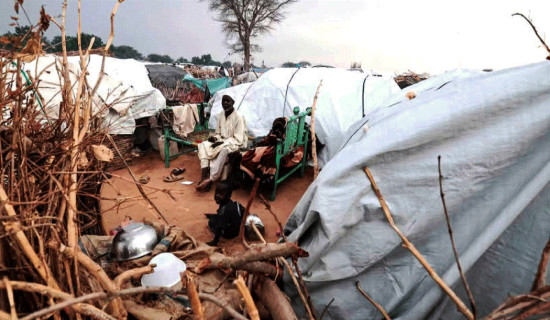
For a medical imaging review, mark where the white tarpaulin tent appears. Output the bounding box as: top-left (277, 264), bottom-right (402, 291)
top-left (209, 67), bottom-right (400, 166)
top-left (283, 61), bottom-right (550, 319)
top-left (384, 68), bottom-right (484, 107)
top-left (322, 68), bottom-right (486, 165)
top-left (207, 82), bottom-right (252, 115)
top-left (19, 54), bottom-right (165, 134)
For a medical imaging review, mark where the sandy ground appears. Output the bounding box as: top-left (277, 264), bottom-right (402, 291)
top-left (100, 151), bottom-right (313, 244)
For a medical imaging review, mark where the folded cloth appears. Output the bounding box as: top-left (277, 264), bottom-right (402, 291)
top-left (172, 104), bottom-right (199, 137)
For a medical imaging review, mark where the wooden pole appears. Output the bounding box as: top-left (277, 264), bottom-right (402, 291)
top-left (186, 273), bottom-right (205, 320)
top-left (0, 187), bottom-right (60, 290)
top-left (234, 275), bottom-right (260, 320)
top-left (363, 167), bottom-right (474, 320)
top-left (311, 81), bottom-right (322, 180)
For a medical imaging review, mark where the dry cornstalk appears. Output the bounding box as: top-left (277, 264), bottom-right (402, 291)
top-left (239, 177), bottom-right (261, 248)
top-left (106, 134), bottom-right (169, 224)
top-left (0, 186), bottom-right (60, 290)
top-left (363, 166), bottom-right (474, 320)
top-left (438, 156), bottom-right (477, 318)
top-left (199, 293), bottom-right (247, 320)
top-left (114, 265), bottom-right (154, 289)
top-left (483, 286), bottom-right (550, 320)
top-left (310, 80), bottom-right (322, 179)
top-left (512, 13), bottom-right (550, 59)
top-left (234, 275), bottom-right (260, 320)
top-left (186, 273), bottom-right (205, 320)
top-left (279, 258), bottom-right (314, 320)
top-left (2, 278), bottom-right (16, 320)
top-left (356, 281), bottom-right (391, 320)
top-left (250, 222), bottom-right (266, 245)
top-left (259, 194), bottom-right (287, 242)
top-left (531, 235), bottom-right (550, 291)
top-left (59, 244), bottom-right (126, 319)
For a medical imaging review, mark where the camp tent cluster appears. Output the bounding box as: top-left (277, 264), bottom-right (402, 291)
top-left (209, 67), bottom-right (401, 166)
top-left (10, 52), bottom-right (550, 319)
top-left (283, 60), bottom-right (550, 319)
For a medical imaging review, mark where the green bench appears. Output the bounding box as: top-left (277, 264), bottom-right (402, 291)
top-left (271, 107), bottom-right (311, 200)
top-left (160, 103), bottom-right (212, 168)
top-left (161, 104), bottom-right (311, 200)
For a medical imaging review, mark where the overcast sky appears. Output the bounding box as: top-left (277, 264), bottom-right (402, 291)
top-left (1, 0), bottom-right (549, 74)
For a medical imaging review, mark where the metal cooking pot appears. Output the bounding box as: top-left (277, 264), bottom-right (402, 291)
top-left (110, 222), bottom-right (158, 261)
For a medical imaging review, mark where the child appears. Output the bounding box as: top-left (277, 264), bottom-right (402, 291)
top-left (205, 181), bottom-right (244, 246)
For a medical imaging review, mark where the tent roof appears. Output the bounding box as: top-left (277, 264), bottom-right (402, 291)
top-left (283, 60), bottom-right (550, 319)
top-left (145, 64), bottom-right (188, 88)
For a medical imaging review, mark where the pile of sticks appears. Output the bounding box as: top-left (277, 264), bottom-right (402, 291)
top-left (0, 3), bottom-right (315, 320)
top-left (393, 71), bottom-right (429, 89)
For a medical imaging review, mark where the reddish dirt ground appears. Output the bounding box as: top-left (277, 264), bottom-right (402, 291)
top-left (100, 151), bottom-right (313, 244)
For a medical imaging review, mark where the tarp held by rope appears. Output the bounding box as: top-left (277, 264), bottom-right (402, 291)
top-left (283, 61), bottom-right (550, 319)
top-left (209, 67), bottom-right (400, 167)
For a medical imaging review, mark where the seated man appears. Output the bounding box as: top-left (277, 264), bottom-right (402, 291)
top-left (205, 181), bottom-right (244, 246)
top-left (196, 94), bottom-right (248, 191)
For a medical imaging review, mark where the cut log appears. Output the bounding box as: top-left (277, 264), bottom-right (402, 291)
top-left (122, 300), bottom-right (172, 320)
top-left (203, 289), bottom-right (243, 320)
top-left (196, 243), bottom-right (308, 274)
top-left (253, 275), bottom-right (298, 320)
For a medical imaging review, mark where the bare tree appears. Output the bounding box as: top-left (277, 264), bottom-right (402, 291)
top-left (204, 0), bottom-right (297, 71)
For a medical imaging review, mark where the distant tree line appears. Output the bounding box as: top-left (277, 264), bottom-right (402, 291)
top-left (1, 26), bottom-right (231, 67)
top-left (281, 61), bottom-right (311, 68)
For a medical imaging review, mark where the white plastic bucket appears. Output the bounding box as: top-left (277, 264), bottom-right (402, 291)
top-left (141, 253), bottom-right (186, 289)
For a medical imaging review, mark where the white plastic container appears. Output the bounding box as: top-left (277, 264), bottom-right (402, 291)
top-left (141, 253), bottom-right (187, 289)
top-left (157, 135), bottom-right (179, 160)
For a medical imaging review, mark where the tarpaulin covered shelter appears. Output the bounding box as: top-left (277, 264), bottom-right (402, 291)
top-left (209, 67), bottom-right (400, 166)
top-left (320, 68), bottom-right (487, 165)
top-left (145, 64), bottom-right (190, 102)
top-left (18, 54), bottom-right (165, 134)
top-left (145, 64), bottom-right (188, 89)
top-left (283, 61), bottom-right (550, 319)
top-left (182, 74), bottom-right (232, 96)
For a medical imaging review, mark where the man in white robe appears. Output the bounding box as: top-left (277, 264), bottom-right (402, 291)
top-left (196, 94), bottom-right (247, 191)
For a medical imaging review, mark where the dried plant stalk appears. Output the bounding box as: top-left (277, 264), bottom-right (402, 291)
top-left (234, 275), bottom-right (260, 320)
top-left (363, 167), bottom-right (474, 320)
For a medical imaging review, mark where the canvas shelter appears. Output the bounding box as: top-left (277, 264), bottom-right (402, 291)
top-left (283, 60), bottom-right (550, 319)
top-left (320, 68), bottom-right (487, 165)
top-left (18, 54), bottom-right (165, 134)
top-left (182, 74), bottom-right (232, 97)
top-left (209, 67), bottom-right (400, 166)
top-left (145, 64), bottom-right (189, 90)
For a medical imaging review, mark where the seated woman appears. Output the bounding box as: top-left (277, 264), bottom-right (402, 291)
top-left (239, 117), bottom-right (304, 185)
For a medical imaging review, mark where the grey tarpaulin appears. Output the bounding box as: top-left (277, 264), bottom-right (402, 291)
top-left (283, 61), bottom-right (550, 319)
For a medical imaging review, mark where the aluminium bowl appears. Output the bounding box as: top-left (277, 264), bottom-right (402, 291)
top-left (110, 223), bottom-right (158, 261)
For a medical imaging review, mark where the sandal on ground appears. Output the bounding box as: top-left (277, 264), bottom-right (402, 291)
top-left (163, 172), bottom-right (185, 182)
top-left (171, 167), bottom-right (186, 176)
top-left (139, 175), bottom-right (150, 184)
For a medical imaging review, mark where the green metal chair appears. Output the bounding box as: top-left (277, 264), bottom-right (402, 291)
top-left (271, 107), bottom-right (311, 200)
top-left (161, 103), bottom-right (212, 168)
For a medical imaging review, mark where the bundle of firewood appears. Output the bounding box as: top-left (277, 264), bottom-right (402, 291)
top-left (0, 4), bottom-right (314, 320)
top-left (393, 71), bottom-right (429, 89)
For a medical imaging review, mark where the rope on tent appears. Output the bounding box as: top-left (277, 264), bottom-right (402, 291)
top-left (12, 62), bottom-right (49, 121)
top-left (236, 78), bottom-right (257, 110)
top-left (282, 67), bottom-right (301, 117)
top-left (361, 75), bottom-right (370, 117)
